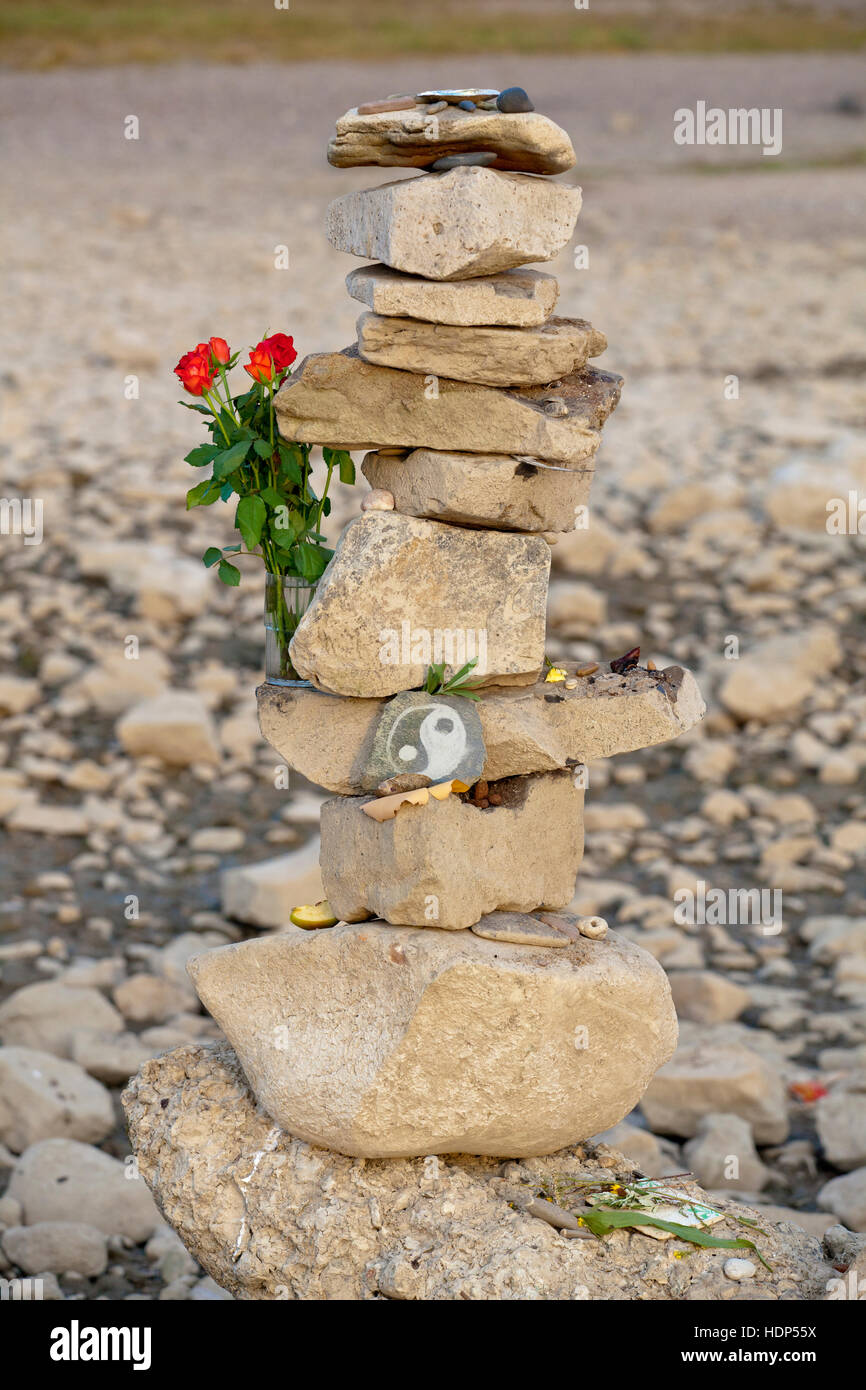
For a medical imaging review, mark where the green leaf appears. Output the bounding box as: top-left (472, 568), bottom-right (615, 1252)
top-left (259, 486), bottom-right (284, 508)
top-left (277, 442), bottom-right (304, 486)
top-left (294, 542), bottom-right (332, 582)
top-left (444, 658), bottom-right (478, 688)
top-left (178, 399), bottom-right (212, 415)
top-left (253, 439), bottom-right (274, 460)
top-left (186, 478), bottom-right (220, 509)
top-left (213, 440), bottom-right (251, 480)
top-left (220, 482), bottom-right (235, 501)
top-left (218, 559), bottom-right (241, 586)
top-left (425, 662), bottom-right (445, 694)
top-left (579, 1208), bottom-right (772, 1270)
top-left (202, 546), bottom-right (223, 568)
top-left (338, 452), bottom-right (355, 485)
top-left (184, 443), bottom-right (221, 468)
top-left (236, 495), bottom-right (267, 551)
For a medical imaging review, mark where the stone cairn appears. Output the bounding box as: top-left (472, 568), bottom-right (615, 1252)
top-left (126, 91), bottom-right (711, 1278)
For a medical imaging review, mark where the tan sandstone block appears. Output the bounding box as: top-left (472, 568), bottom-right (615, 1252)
top-left (328, 106), bottom-right (576, 175)
top-left (362, 449), bottom-right (593, 532)
top-left (257, 664), bottom-right (705, 795)
top-left (346, 264), bottom-right (560, 328)
top-left (320, 770), bottom-right (583, 929)
top-left (289, 513), bottom-right (550, 697)
top-left (356, 313), bottom-right (605, 387)
top-left (275, 348), bottom-right (621, 465)
top-left (325, 167), bottom-right (582, 280)
top-left (186, 921), bottom-right (677, 1157)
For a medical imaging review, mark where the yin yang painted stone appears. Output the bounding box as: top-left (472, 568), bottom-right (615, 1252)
top-left (361, 690), bottom-right (486, 792)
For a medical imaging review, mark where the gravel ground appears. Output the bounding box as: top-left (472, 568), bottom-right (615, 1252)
top-left (1, 55), bottom-right (865, 1300)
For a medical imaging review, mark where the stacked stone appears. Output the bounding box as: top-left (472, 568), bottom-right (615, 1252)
top-left (186, 92), bottom-right (707, 1161)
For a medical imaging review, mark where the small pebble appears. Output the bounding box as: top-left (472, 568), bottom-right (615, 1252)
top-left (576, 663), bottom-right (599, 677)
top-left (425, 100), bottom-right (448, 115)
top-left (496, 87), bottom-right (534, 114)
top-left (723, 1258), bottom-right (757, 1281)
top-left (564, 678), bottom-right (578, 690)
top-left (457, 100), bottom-right (476, 111)
top-left (361, 489), bottom-right (395, 512)
top-left (577, 916), bottom-right (608, 940)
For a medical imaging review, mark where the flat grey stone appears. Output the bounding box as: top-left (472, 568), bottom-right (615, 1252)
top-left (363, 690), bottom-right (486, 791)
top-left (471, 912), bottom-right (569, 947)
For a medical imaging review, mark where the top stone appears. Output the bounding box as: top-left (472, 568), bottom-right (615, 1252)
top-left (325, 167), bottom-right (582, 281)
top-left (328, 105), bottom-right (576, 175)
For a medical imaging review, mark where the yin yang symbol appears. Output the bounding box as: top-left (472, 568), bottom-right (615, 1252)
top-left (385, 703), bottom-right (468, 782)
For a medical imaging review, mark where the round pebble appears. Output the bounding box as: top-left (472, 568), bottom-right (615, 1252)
top-left (496, 87), bottom-right (534, 114)
top-left (457, 100), bottom-right (476, 111)
top-left (723, 1258), bottom-right (757, 1280)
top-left (361, 489), bottom-right (395, 513)
top-left (577, 916), bottom-right (608, 940)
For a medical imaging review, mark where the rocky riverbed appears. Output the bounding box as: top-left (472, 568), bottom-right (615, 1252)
top-left (1, 55), bottom-right (865, 1299)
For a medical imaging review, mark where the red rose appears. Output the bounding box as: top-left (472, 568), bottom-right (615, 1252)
top-left (262, 333), bottom-right (297, 372)
top-left (200, 337), bottom-right (230, 365)
top-left (174, 347), bottom-right (217, 396)
top-left (244, 333), bottom-right (297, 382)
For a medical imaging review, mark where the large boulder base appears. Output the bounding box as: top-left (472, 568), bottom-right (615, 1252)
top-left (289, 512), bottom-right (550, 697)
top-left (185, 922), bottom-right (675, 1158)
top-left (328, 106), bottom-right (576, 175)
top-left (275, 348), bottom-right (621, 466)
top-left (362, 449), bottom-right (593, 532)
top-left (356, 313), bottom-right (606, 388)
top-left (325, 167), bottom-right (582, 280)
top-left (256, 664), bottom-right (706, 795)
top-left (320, 770), bottom-right (583, 929)
top-left (122, 1041), bottom-right (835, 1300)
top-left (346, 264), bottom-right (560, 328)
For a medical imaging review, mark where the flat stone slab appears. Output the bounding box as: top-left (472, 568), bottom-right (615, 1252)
top-left (356, 313), bottom-right (606, 387)
top-left (363, 690), bottom-right (486, 789)
top-left (257, 664), bottom-right (706, 794)
top-left (346, 265), bottom-right (560, 328)
top-left (362, 449), bottom-right (593, 533)
top-left (289, 513), bottom-right (550, 698)
top-left (470, 912), bottom-right (569, 947)
top-left (320, 770), bottom-right (583, 929)
top-left (325, 167), bottom-right (582, 280)
top-left (124, 1042), bottom-right (836, 1298)
top-left (328, 106), bottom-right (576, 175)
top-left (275, 348), bottom-right (621, 466)
top-left (183, 920), bottom-right (675, 1157)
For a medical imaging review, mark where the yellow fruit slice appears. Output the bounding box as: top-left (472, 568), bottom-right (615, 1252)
top-left (290, 900), bottom-right (339, 929)
top-left (363, 787), bottom-right (429, 821)
top-left (451, 779), bottom-right (471, 794)
top-left (545, 666), bottom-right (567, 683)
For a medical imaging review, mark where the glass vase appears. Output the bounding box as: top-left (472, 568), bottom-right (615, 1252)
top-left (264, 573), bottom-right (316, 685)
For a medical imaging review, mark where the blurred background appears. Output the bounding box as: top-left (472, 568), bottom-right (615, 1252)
top-left (0, 0), bottom-right (865, 1300)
